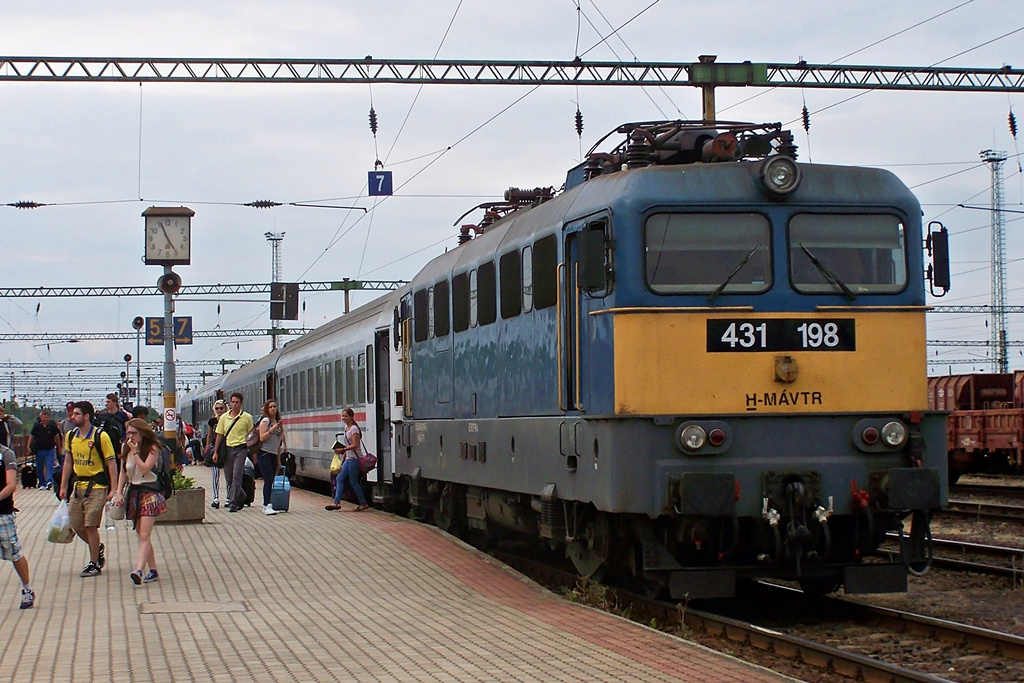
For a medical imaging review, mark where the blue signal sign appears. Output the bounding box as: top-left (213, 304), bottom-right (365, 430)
top-left (368, 170), bottom-right (393, 196)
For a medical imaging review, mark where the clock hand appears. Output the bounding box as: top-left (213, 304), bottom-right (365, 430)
top-left (160, 223), bottom-right (173, 246)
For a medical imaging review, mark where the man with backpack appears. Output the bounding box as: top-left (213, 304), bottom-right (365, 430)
top-left (59, 401), bottom-right (118, 578)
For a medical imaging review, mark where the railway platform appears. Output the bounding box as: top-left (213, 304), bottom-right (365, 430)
top-left (0, 466), bottom-right (796, 683)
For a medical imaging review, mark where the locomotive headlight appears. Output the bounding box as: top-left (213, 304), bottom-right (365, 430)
top-left (881, 421), bottom-right (907, 447)
top-left (759, 156), bottom-right (801, 197)
top-left (680, 425), bottom-right (707, 451)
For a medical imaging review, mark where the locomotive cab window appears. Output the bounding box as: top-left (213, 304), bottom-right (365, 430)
top-left (789, 214), bottom-right (907, 295)
top-left (645, 213), bottom-right (771, 294)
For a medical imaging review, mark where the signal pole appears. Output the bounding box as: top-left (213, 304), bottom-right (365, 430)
top-left (265, 231), bottom-right (285, 351)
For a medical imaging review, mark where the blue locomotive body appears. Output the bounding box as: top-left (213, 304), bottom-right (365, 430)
top-left (185, 121), bottom-right (949, 598)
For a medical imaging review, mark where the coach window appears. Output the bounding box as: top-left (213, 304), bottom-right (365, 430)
top-left (413, 288), bottom-right (429, 342)
top-left (357, 352), bottom-right (367, 405)
top-left (789, 214), bottom-right (907, 295)
top-left (533, 234), bottom-right (557, 309)
top-left (434, 280), bottom-right (450, 337)
top-left (365, 343), bottom-right (375, 403)
top-left (288, 374), bottom-right (296, 412)
top-left (452, 272), bottom-right (470, 332)
top-left (346, 356), bottom-right (356, 406)
top-left (299, 370), bottom-right (307, 411)
top-left (306, 368), bottom-right (314, 410)
top-left (335, 360), bottom-right (344, 406)
top-left (324, 363), bottom-right (334, 407)
top-left (522, 245), bottom-right (534, 313)
top-left (315, 365), bottom-right (324, 409)
top-left (645, 213), bottom-right (771, 295)
top-left (500, 251), bottom-right (522, 319)
top-left (280, 375), bottom-right (289, 412)
top-left (478, 261), bottom-right (497, 325)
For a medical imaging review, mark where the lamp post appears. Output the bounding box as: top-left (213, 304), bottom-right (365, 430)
top-left (132, 316), bottom-right (143, 407)
top-left (123, 354), bottom-right (133, 408)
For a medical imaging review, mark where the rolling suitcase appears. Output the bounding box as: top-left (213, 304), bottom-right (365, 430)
top-left (20, 463), bottom-right (37, 489)
top-left (270, 466), bottom-right (290, 512)
top-left (241, 458), bottom-right (256, 506)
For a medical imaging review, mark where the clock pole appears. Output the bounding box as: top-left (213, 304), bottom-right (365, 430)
top-left (163, 264), bottom-right (176, 457)
top-left (142, 205), bottom-right (192, 464)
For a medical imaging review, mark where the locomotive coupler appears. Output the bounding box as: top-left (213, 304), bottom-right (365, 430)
top-left (761, 498), bottom-right (780, 527)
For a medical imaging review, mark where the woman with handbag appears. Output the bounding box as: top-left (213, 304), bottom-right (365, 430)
top-left (324, 407), bottom-right (368, 511)
top-left (255, 399), bottom-right (286, 516)
top-left (111, 418), bottom-right (167, 585)
top-left (207, 400), bottom-right (227, 509)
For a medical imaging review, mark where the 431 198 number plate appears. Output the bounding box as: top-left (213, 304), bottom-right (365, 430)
top-left (706, 319), bottom-right (856, 352)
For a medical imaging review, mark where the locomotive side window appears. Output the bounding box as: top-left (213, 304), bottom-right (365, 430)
top-left (413, 288), bottom-right (429, 342)
top-left (533, 234), bottom-right (558, 309)
top-left (522, 245), bottom-right (534, 313)
top-left (500, 250), bottom-right (522, 319)
top-left (469, 269), bottom-right (479, 328)
top-left (479, 261), bottom-right (497, 325)
top-left (452, 272), bottom-right (470, 332)
top-left (645, 213), bottom-right (771, 295)
top-left (789, 214), bottom-right (907, 295)
top-left (324, 363), bottom-right (333, 407)
top-left (434, 280), bottom-right (450, 337)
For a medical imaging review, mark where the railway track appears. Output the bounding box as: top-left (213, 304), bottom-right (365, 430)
top-left (491, 550), bottom-right (1024, 683)
top-left (884, 533), bottom-right (1024, 577)
top-left (942, 499), bottom-right (1024, 522)
top-left (951, 482), bottom-right (1024, 502)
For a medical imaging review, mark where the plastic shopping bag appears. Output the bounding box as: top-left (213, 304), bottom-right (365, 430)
top-left (47, 500), bottom-right (75, 544)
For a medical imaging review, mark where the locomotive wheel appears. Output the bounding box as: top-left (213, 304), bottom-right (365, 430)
top-left (433, 484), bottom-right (466, 539)
top-left (566, 511), bottom-right (610, 579)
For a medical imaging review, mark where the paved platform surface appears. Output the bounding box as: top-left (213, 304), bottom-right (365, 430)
top-left (0, 466), bottom-right (798, 682)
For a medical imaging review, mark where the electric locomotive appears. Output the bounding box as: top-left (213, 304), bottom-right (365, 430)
top-left (396, 120), bottom-right (950, 598)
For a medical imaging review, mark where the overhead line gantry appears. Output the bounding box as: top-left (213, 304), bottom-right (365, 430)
top-left (0, 280), bottom-right (405, 298)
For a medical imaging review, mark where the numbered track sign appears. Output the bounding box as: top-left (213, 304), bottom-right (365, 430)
top-left (368, 170), bottom-right (393, 196)
top-left (146, 316), bottom-right (194, 345)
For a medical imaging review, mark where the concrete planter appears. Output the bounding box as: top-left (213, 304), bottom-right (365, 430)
top-left (156, 486), bottom-right (206, 524)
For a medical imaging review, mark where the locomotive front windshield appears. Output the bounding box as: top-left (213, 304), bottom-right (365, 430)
top-left (645, 212), bottom-right (771, 294)
top-left (789, 214), bottom-right (907, 295)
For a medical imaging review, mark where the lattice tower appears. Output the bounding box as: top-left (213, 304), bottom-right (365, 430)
top-left (265, 232), bottom-right (285, 351)
top-left (980, 150), bottom-right (1008, 372)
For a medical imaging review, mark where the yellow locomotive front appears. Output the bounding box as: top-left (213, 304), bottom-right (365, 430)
top-left (560, 124), bottom-right (950, 597)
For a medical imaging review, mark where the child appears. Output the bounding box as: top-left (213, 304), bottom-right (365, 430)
top-left (0, 444), bottom-right (35, 608)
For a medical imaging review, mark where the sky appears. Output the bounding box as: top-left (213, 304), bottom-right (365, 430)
top-left (0, 0), bottom-right (1022, 408)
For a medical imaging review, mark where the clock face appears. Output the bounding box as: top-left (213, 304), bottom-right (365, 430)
top-left (145, 216), bottom-right (191, 265)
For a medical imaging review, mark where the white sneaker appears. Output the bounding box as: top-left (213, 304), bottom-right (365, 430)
top-left (263, 504), bottom-right (278, 516)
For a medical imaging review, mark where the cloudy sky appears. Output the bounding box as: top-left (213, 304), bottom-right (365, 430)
top-left (0, 0), bottom-right (1022, 407)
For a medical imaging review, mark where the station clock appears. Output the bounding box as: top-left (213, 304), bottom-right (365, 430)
top-left (142, 206), bottom-right (195, 266)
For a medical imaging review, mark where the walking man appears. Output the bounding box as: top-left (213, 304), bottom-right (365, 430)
top-left (27, 409), bottom-right (60, 490)
top-left (60, 401), bottom-right (117, 577)
top-left (214, 393), bottom-right (253, 513)
top-left (0, 404), bottom-right (23, 449)
top-left (0, 443), bottom-right (34, 608)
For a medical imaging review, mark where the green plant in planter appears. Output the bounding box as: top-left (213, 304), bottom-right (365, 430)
top-left (171, 467), bottom-right (196, 491)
